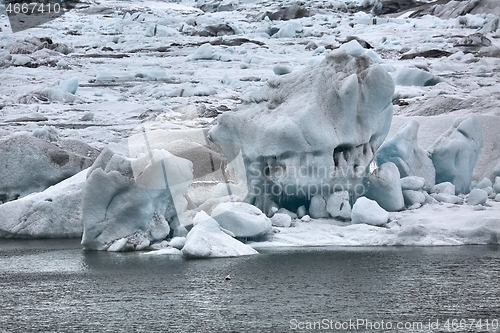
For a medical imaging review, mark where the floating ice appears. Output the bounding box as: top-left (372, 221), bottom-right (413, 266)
top-left (429, 114), bottom-right (483, 194)
top-left (181, 211), bottom-right (258, 259)
top-left (211, 202), bottom-right (272, 238)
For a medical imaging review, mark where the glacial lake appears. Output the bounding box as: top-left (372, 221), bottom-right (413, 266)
top-left (0, 240), bottom-right (499, 333)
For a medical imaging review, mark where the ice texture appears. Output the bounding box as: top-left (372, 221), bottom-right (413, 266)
top-left (0, 169), bottom-right (86, 238)
top-left (366, 162), bottom-right (405, 212)
top-left (181, 211), bottom-right (258, 259)
top-left (211, 202), bottom-right (272, 238)
top-left (429, 115), bottom-right (483, 194)
top-left (81, 148), bottom-right (193, 251)
top-left (209, 50), bottom-right (394, 213)
top-left (351, 197), bottom-right (389, 226)
top-left (0, 135), bottom-right (98, 203)
top-left (376, 120), bottom-right (435, 189)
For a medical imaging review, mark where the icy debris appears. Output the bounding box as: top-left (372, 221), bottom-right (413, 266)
top-left (81, 148), bottom-right (193, 251)
top-left (467, 189), bottom-right (488, 206)
top-left (80, 112), bottom-right (94, 121)
top-left (326, 191), bottom-right (352, 220)
top-left (211, 202), bottom-right (272, 238)
top-left (11, 55), bottom-right (31, 66)
top-left (33, 125), bottom-right (59, 142)
top-left (181, 211), bottom-right (258, 259)
top-left (340, 40), bottom-right (365, 57)
top-left (309, 195), bottom-right (328, 219)
top-left (476, 177), bottom-right (492, 189)
top-left (187, 43), bottom-right (213, 61)
top-left (169, 237), bottom-right (187, 250)
top-left (432, 182), bottom-right (456, 196)
top-left (56, 59), bottom-right (68, 69)
top-left (0, 169), bottom-right (86, 238)
top-left (429, 114), bottom-right (483, 194)
top-left (432, 193), bottom-right (463, 205)
top-left (400, 176), bottom-right (425, 191)
top-left (366, 162), bottom-right (405, 212)
top-left (494, 177), bottom-right (500, 194)
top-left (209, 50), bottom-right (394, 213)
top-left (277, 208), bottom-right (297, 219)
top-left (274, 22), bottom-right (299, 38)
top-left (58, 78), bottom-right (78, 95)
top-left (301, 215), bottom-right (311, 222)
top-left (351, 197), bottom-right (389, 226)
top-left (403, 190), bottom-right (426, 207)
top-left (0, 135), bottom-right (98, 203)
top-left (296, 205), bottom-right (306, 219)
top-left (392, 68), bottom-right (442, 87)
top-left (273, 64), bottom-right (292, 76)
top-left (271, 213), bottom-right (292, 227)
top-left (376, 119), bottom-right (435, 190)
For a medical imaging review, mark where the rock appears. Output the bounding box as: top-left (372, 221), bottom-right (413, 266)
top-left (431, 182), bottom-right (456, 196)
top-left (181, 212), bottom-right (258, 259)
top-left (351, 197), bottom-right (389, 226)
top-left (403, 190), bottom-right (426, 207)
top-left (467, 189), bottom-right (488, 206)
top-left (209, 50), bottom-right (394, 213)
top-left (271, 213), bottom-right (292, 227)
top-left (326, 191), bottom-right (352, 220)
top-left (476, 177), bottom-right (492, 189)
top-left (0, 135), bottom-right (98, 203)
top-left (376, 120), bottom-right (435, 189)
top-left (430, 115), bottom-right (483, 194)
top-left (400, 176), bottom-right (425, 191)
top-left (309, 195), bottom-right (328, 219)
top-left (0, 169), bottom-right (86, 238)
top-left (366, 162), bottom-right (405, 212)
top-left (494, 177), bottom-right (500, 193)
top-left (261, 5), bottom-right (310, 21)
top-left (211, 202), bottom-right (272, 239)
top-left (81, 148), bottom-right (193, 251)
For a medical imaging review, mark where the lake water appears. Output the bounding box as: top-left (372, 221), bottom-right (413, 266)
top-left (0, 240), bottom-right (499, 333)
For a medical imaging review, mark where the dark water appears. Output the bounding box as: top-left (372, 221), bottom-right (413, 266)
top-left (0, 241), bottom-right (499, 333)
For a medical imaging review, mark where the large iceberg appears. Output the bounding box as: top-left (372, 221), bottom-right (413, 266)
top-left (208, 50), bottom-right (395, 213)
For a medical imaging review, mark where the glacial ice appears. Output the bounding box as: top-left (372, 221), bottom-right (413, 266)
top-left (0, 135), bottom-right (98, 203)
top-left (309, 195), bottom-right (328, 219)
top-left (58, 78), bottom-right (78, 95)
top-left (211, 202), bottom-right (272, 238)
top-left (429, 114), bottom-right (483, 194)
top-left (81, 148), bottom-right (193, 251)
top-left (376, 120), bottom-right (435, 189)
top-left (351, 197), bottom-right (389, 226)
top-left (365, 162), bottom-right (405, 212)
top-left (209, 50), bottom-right (395, 213)
top-left (271, 213), bottom-right (292, 227)
top-left (181, 211), bottom-right (258, 259)
top-left (400, 176), bottom-right (425, 191)
top-left (326, 191), bottom-right (352, 220)
top-left (467, 189), bottom-right (488, 206)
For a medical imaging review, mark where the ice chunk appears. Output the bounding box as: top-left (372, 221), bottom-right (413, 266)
top-left (81, 148), bottom-right (193, 251)
top-left (429, 115), bottom-right (483, 194)
top-left (432, 182), bottom-right (456, 195)
top-left (181, 211), bottom-right (258, 259)
top-left (467, 189), bottom-right (488, 206)
top-left (271, 213), bottom-right (292, 227)
top-left (211, 202), bottom-right (272, 238)
top-left (33, 125), bottom-right (59, 142)
top-left (366, 162), bottom-right (405, 212)
top-left (277, 208), bottom-right (297, 219)
top-left (209, 50), bottom-right (394, 213)
top-left (476, 177), bottom-right (492, 189)
top-left (400, 176), bottom-right (425, 191)
top-left (309, 195), bottom-right (328, 219)
top-left (432, 193), bottom-right (463, 205)
top-left (403, 190), bottom-right (426, 207)
top-left (169, 237), bottom-right (186, 250)
top-left (0, 136), bottom-right (98, 202)
top-left (0, 169), bottom-right (86, 238)
top-left (377, 120), bottom-right (435, 189)
top-left (392, 68), bottom-right (442, 86)
top-left (274, 22), bottom-right (297, 38)
top-left (296, 205), bottom-right (306, 218)
top-left (58, 78), bottom-right (78, 95)
top-left (326, 191), bottom-right (352, 220)
top-left (494, 177), bottom-right (500, 193)
top-left (340, 40), bottom-right (365, 57)
top-left (351, 197), bottom-right (389, 226)
top-left (273, 64), bottom-right (292, 76)
top-left (188, 43), bottom-right (213, 60)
